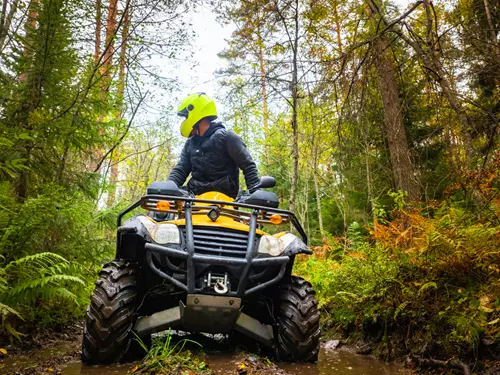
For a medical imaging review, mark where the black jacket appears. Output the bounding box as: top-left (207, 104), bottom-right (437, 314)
top-left (167, 122), bottom-right (260, 198)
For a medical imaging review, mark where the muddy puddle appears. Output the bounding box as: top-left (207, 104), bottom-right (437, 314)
top-left (2, 342), bottom-right (408, 375)
top-left (63, 350), bottom-right (406, 375)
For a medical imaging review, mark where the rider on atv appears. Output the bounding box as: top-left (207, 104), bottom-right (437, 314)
top-left (168, 92), bottom-right (260, 198)
top-left (81, 92), bottom-right (320, 365)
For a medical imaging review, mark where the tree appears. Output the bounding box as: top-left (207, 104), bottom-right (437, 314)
top-left (370, 7), bottom-right (419, 201)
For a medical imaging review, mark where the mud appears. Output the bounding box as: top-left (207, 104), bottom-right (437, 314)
top-left (0, 336), bottom-right (407, 375)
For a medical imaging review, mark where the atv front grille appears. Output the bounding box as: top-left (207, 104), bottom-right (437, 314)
top-left (181, 227), bottom-right (256, 258)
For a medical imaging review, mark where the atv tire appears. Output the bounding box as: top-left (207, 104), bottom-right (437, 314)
top-left (82, 260), bottom-right (140, 364)
top-left (275, 276), bottom-right (320, 362)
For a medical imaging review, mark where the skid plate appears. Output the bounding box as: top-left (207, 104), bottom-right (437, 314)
top-left (181, 294), bottom-right (241, 333)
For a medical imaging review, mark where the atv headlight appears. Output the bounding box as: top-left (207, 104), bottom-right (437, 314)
top-left (152, 223), bottom-right (181, 245)
top-left (258, 233), bottom-right (300, 256)
top-left (259, 233), bottom-right (305, 257)
top-left (258, 235), bottom-right (281, 256)
top-left (138, 217), bottom-right (181, 245)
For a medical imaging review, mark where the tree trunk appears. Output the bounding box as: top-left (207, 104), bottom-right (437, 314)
top-left (372, 35), bottom-right (419, 201)
top-left (313, 164), bottom-right (323, 233)
top-left (304, 162), bottom-right (310, 239)
top-left (483, 0), bottom-right (500, 62)
top-left (289, 0), bottom-right (299, 214)
top-left (15, 0), bottom-right (38, 200)
top-left (101, 0), bottom-right (118, 93)
top-left (362, 130), bottom-right (377, 231)
top-left (95, 0), bottom-right (101, 62)
top-left (117, 0), bottom-right (129, 109)
top-left (19, 0), bottom-right (38, 83)
top-left (368, 0), bottom-right (474, 161)
top-left (256, 16), bottom-right (269, 136)
top-left (0, 0), bottom-right (20, 51)
top-left (332, 0), bottom-right (347, 87)
top-left (309, 95), bottom-right (324, 234)
top-left (107, 0), bottom-right (130, 207)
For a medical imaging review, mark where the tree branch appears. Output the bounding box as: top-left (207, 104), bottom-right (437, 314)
top-left (93, 91), bottom-right (148, 173)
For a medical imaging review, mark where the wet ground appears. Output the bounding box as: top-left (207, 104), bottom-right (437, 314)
top-left (0, 343), bottom-right (407, 375)
top-left (1, 336), bottom-right (409, 375)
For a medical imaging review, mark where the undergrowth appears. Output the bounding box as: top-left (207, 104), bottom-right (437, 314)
top-left (130, 333), bottom-right (213, 375)
top-left (295, 173), bottom-right (500, 363)
top-left (0, 182), bottom-right (117, 341)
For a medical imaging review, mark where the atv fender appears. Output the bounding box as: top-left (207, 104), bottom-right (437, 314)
top-left (283, 237), bottom-right (312, 256)
top-left (116, 216), bottom-right (152, 260)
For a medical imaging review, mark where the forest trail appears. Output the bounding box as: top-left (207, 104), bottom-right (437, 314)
top-left (1, 333), bottom-right (406, 375)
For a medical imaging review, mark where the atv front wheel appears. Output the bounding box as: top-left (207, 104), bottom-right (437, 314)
top-left (82, 260), bottom-right (140, 364)
top-left (275, 276), bottom-right (320, 362)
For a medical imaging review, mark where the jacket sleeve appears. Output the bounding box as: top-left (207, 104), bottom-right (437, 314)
top-left (226, 131), bottom-right (260, 192)
top-left (167, 141), bottom-right (191, 187)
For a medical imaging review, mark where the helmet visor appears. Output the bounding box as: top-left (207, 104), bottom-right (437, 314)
top-left (177, 108), bottom-right (189, 118)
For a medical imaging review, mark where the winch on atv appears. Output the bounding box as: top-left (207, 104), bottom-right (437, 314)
top-left (81, 177), bottom-right (320, 364)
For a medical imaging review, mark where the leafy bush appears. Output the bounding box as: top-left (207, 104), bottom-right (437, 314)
top-left (0, 183), bottom-right (116, 338)
top-left (295, 199), bottom-right (500, 359)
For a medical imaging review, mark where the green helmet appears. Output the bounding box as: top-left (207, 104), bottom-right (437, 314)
top-left (177, 92), bottom-right (217, 137)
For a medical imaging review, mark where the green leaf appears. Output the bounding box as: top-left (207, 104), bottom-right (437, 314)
top-left (17, 133), bottom-right (33, 141)
top-left (418, 282), bottom-right (437, 297)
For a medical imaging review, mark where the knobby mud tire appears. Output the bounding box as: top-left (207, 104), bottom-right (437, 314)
top-left (275, 276), bottom-right (321, 362)
top-left (81, 260), bottom-right (139, 364)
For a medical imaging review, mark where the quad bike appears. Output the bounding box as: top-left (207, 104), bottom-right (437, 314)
top-left (81, 177), bottom-right (320, 364)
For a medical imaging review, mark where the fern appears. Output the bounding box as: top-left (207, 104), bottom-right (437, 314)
top-left (2, 252), bottom-right (84, 306)
top-left (0, 302), bottom-right (24, 341)
top-left (394, 301), bottom-right (410, 320)
top-left (418, 282), bottom-right (437, 297)
top-left (6, 252), bottom-right (68, 272)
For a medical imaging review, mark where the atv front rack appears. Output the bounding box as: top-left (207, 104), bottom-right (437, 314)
top-left (116, 195), bottom-right (309, 298)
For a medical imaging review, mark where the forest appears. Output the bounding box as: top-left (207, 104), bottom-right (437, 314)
top-left (0, 0), bottom-right (499, 373)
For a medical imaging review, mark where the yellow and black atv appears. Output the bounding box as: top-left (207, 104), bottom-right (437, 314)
top-left (81, 177), bottom-right (320, 364)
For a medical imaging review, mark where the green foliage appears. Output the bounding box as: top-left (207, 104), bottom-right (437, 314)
top-left (0, 185), bottom-right (115, 335)
top-left (295, 200), bottom-right (500, 358)
top-left (4, 252), bottom-right (84, 304)
top-left (131, 331), bottom-right (212, 375)
top-left (0, 251), bottom-right (86, 338)
top-left (0, 0), bottom-right (189, 342)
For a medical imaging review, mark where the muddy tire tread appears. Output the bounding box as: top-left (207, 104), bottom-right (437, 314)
top-left (276, 276), bottom-right (321, 362)
top-left (81, 260), bottom-right (138, 364)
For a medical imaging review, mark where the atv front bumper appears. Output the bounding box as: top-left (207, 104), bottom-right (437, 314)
top-left (117, 196), bottom-right (309, 298)
top-left (143, 202), bottom-right (290, 298)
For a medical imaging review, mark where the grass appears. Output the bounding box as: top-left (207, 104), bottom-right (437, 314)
top-left (129, 331), bottom-right (213, 375)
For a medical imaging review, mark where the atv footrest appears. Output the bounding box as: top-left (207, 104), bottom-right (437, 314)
top-left (134, 306), bottom-right (181, 336)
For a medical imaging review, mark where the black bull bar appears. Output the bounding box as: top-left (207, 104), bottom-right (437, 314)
top-left (116, 195), bottom-right (308, 298)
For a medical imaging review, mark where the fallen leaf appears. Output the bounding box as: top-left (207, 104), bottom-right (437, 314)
top-left (237, 362), bottom-right (248, 374)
